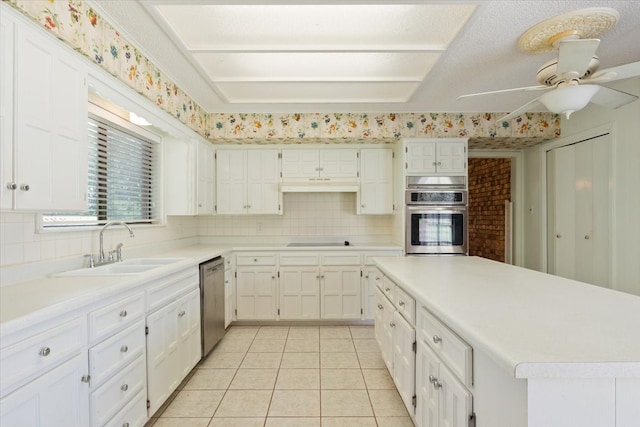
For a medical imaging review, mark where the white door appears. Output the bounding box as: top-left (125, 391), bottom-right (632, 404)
top-left (320, 149), bottom-right (358, 178)
top-left (236, 267), bottom-right (277, 320)
top-left (281, 149), bottom-right (319, 178)
top-left (406, 141), bottom-right (436, 175)
top-left (439, 361), bottom-right (473, 427)
top-left (392, 311), bottom-right (416, 415)
top-left (176, 289), bottom-right (201, 379)
top-left (380, 292), bottom-right (395, 372)
top-left (216, 150), bottom-right (247, 214)
top-left (14, 22), bottom-right (87, 211)
top-left (320, 266), bottom-right (361, 319)
top-left (0, 12), bottom-right (14, 210)
top-left (247, 149), bottom-right (281, 214)
top-left (279, 267), bottom-right (320, 319)
top-left (363, 266), bottom-right (380, 320)
top-left (196, 140), bottom-right (215, 215)
top-left (359, 149), bottom-right (393, 214)
top-left (0, 354), bottom-right (89, 427)
top-left (416, 340), bottom-right (440, 427)
top-left (146, 300), bottom-right (179, 415)
top-left (436, 142), bottom-right (467, 175)
top-left (224, 266), bottom-right (233, 328)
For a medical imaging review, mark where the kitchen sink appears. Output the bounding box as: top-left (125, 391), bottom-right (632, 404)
top-left (50, 257), bottom-right (186, 277)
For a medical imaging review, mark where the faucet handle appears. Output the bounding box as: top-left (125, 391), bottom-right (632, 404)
top-left (84, 254), bottom-right (95, 268)
top-left (115, 243), bottom-right (124, 262)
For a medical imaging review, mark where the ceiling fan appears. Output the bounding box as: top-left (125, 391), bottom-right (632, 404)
top-left (458, 7), bottom-right (640, 122)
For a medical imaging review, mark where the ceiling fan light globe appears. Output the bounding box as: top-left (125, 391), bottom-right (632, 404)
top-left (539, 84), bottom-right (600, 118)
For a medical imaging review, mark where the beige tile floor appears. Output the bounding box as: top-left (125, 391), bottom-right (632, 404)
top-left (145, 325), bottom-right (414, 427)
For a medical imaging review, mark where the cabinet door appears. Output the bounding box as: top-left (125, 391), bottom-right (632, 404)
top-left (236, 267), bottom-right (277, 320)
top-left (146, 300), bottom-right (180, 415)
top-left (196, 140), bottom-right (215, 215)
top-left (0, 354), bottom-right (89, 427)
top-left (280, 267), bottom-right (320, 320)
top-left (379, 291), bottom-right (395, 372)
top-left (320, 149), bottom-right (358, 178)
top-left (176, 289), bottom-right (201, 380)
top-left (439, 361), bottom-right (473, 427)
top-left (320, 266), bottom-right (361, 319)
top-left (359, 149), bottom-right (393, 214)
top-left (392, 311), bottom-right (416, 415)
top-left (14, 21), bottom-right (88, 211)
top-left (224, 267), bottom-right (234, 328)
top-left (436, 142), bottom-right (467, 175)
top-left (216, 150), bottom-right (247, 214)
top-left (416, 339), bottom-right (439, 427)
top-left (405, 141), bottom-right (436, 175)
top-left (247, 149), bottom-right (281, 214)
top-left (363, 266), bottom-right (381, 320)
top-left (281, 149), bottom-right (319, 178)
top-left (0, 12), bottom-right (14, 209)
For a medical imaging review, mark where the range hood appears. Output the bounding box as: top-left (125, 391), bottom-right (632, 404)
top-left (280, 180), bottom-right (359, 193)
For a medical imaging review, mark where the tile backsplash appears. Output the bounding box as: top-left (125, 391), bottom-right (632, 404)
top-left (199, 193), bottom-right (393, 238)
top-left (0, 193), bottom-right (393, 270)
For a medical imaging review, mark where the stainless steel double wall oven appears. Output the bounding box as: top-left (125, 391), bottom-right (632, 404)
top-left (405, 176), bottom-right (468, 255)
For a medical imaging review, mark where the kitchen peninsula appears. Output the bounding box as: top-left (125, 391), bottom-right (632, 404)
top-left (373, 255), bottom-right (640, 427)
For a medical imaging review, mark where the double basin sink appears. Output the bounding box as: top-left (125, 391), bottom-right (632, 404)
top-left (52, 257), bottom-right (186, 277)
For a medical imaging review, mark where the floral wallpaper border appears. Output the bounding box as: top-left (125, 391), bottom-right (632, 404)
top-left (6, 0), bottom-right (560, 149)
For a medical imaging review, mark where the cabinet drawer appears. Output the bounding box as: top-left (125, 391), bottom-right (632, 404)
top-left (363, 251), bottom-right (401, 265)
top-left (89, 320), bottom-right (146, 387)
top-left (394, 285), bottom-right (416, 326)
top-left (379, 275), bottom-right (395, 300)
top-left (103, 389), bottom-right (147, 427)
top-left (89, 292), bottom-right (145, 342)
top-left (320, 252), bottom-right (361, 266)
top-left (418, 306), bottom-right (472, 387)
top-left (147, 267), bottom-right (199, 312)
top-left (279, 252), bottom-right (319, 266)
top-left (91, 354), bottom-right (146, 426)
top-left (236, 253), bottom-right (277, 266)
top-left (0, 317), bottom-right (84, 395)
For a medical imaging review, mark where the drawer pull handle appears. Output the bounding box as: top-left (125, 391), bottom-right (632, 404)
top-left (375, 277), bottom-right (380, 281)
top-left (39, 347), bottom-right (51, 357)
top-left (120, 310), bottom-right (128, 318)
top-left (377, 304), bottom-right (383, 310)
top-left (389, 322), bottom-right (396, 328)
top-left (254, 258), bottom-right (258, 262)
top-left (178, 310), bottom-right (186, 317)
top-left (398, 300), bottom-right (405, 306)
top-left (432, 335), bottom-right (442, 344)
top-left (120, 345), bottom-right (129, 353)
top-left (121, 383), bottom-right (129, 391)
top-left (385, 287), bottom-right (390, 292)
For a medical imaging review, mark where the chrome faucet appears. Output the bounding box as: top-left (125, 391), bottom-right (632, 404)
top-left (99, 221), bottom-right (135, 263)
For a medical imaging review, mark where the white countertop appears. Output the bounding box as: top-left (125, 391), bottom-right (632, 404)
top-left (373, 256), bottom-right (640, 379)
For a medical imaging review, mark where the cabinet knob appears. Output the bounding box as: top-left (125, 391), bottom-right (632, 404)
top-left (19, 184), bottom-right (30, 191)
top-left (121, 383), bottom-right (129, 392)
top-left (428, 375), bottom-right (437, 384)
top-left (584, 235), bottom-right (590, 240)
top-left (123, 423), bottom-right (130, 427)
top-left (254, 258), bottom-right (258, 262)
top-left (81, 374), bottom-right (91, 383)
top-left (432, 379), bottom-right (442, 389)
top-left (39, 347), bottom-right (51, 357)
top-left (432, 335), bottom-right (442, 344)
top-left (398, 300), bottom-right (405, 307)
top-left (377, 304), bottom-right (383, 310)
top-left (6, 182), bottom-right (17, 190)
top-left (178, 310), bottom-right (186, 317)
top-left (389, 321), bottom-right (396, 328)
top-left (556, 233), bottom-right (562, 239)
top-left (385, 287), bottom-right (390, 292)
top-left (119, 310), bottom-right (128, 317)
top-left (432, 162), bottom-right (437, 166)
top-left (120, 345), bottom-right (128, 353)
top-left (361, 204), bottom-right (365, 208)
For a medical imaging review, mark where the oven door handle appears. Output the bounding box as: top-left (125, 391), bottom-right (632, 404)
top-left (405, 205), bottom-right (467, 213)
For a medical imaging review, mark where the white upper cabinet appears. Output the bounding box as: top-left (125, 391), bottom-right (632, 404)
top-left (196, 140), bottom-right (215, 215)
top-left (1, 9), bottom-right (88, 211)
top-left (404, 138), bottom-right (467, 176)
top-left (282, 148), bottom-right (358, 180)
top-left (216, 149), bottom-right (281, 215)
top-left (358, 148), bottom-right (393, 214)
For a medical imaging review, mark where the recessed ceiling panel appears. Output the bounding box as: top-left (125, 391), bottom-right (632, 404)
top-left (154, 4), bottom-right (477, 50)
top-left (216, 82), bottom-right (420, 103)
top-left (192, 52), bottom-right (442, 82)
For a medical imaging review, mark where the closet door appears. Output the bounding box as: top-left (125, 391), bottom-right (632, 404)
top-left (547, 134), bottom-right (610, 287)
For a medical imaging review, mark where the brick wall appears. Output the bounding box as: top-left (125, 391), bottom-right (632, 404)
top-left (468, 158), bottom-right (511, 262)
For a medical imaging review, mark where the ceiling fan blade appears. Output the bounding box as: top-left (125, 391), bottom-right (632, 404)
top-left (586, 60), bottom-right (640, 83)
top-left (589, 86), bottom-right (639, 109)
top-left (496, 98), bottom-right (543, 123)
top-left (457, 85), bottom-right (550, 100)
top-left (557, 39), bottom-right (600, 78)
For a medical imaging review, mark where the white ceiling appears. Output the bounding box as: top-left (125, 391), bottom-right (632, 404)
top-left (90, 1), bottom-right (640, 114)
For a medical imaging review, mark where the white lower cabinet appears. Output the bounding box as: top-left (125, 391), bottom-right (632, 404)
top-left (236, 267), bottom-right (278, 320)
top-left (363, 266), bottom-right (382, 320)
top-left (224, 257), bottom-right (235, 328)
top-left (416, 340), bottom-right (473, 427)
top-left (146, 287), bottom-right (201, 416)
top-left (280, 266), bottom-right (321, 319)
top-left (375, 287), bottom-right (395, 372)
top-left (320, 266), bottom-right (361, 319)
top-left (0, 354), bottom-right (89, 427)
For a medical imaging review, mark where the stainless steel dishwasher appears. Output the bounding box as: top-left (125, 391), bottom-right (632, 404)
top-left (200, 256), bottom-right (225, 357)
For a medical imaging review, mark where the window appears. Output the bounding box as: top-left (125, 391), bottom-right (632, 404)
top-left (43, 108), bottom-right (159, 228)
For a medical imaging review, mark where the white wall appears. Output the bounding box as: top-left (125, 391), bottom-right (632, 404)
top-left (523, 77), bottom-right (640, 295)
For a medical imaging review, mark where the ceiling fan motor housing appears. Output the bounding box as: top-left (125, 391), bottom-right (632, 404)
top-left (536, 56), bottom-right (600, 86)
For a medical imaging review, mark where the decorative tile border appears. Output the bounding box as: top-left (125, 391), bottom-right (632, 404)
top-left (6, 1), bottom-right (560, 147)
